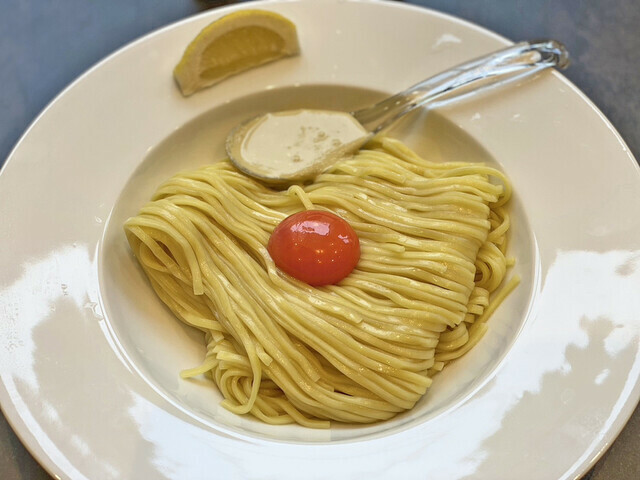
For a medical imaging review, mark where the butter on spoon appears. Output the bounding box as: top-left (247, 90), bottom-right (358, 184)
top-left (226, 39), bottom-right (569, 184)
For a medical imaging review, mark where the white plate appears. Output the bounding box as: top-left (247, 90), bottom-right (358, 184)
top-left (1, 0), bottom-right (639, 478)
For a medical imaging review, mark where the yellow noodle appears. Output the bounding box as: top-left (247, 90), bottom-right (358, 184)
top-left (124, 136), bottom-right (516, 426)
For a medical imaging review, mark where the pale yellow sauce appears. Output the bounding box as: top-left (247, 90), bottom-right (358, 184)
top-left (228, 109), bottom-right (370, 181)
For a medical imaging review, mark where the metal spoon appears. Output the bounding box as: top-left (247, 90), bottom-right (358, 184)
top-left (226, 39), bottom-right (569, 183)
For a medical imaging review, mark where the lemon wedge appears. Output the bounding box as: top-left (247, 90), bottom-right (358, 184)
top-left (173, 9), bottom-right (300, 96)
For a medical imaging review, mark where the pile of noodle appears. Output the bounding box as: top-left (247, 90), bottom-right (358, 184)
top-left (124, 137), bottom-right (518, 428)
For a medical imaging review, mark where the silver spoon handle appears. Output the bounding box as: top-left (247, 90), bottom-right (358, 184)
top-left (352, 39), bottom-right (569, 133)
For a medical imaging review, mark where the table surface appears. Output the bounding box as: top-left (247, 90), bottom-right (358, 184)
top-left (1, 1), bottom-right (639, 479)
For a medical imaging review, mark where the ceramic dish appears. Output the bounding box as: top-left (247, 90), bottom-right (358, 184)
top-left (1, 0), bottom-right (639, 478)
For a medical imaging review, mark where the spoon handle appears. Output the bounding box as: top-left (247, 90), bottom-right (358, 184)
top-left (352, 39), bottom-right (569, 133)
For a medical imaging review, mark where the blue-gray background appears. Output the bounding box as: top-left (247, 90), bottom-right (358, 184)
top-left (1, 1), bottom-right (639, 478)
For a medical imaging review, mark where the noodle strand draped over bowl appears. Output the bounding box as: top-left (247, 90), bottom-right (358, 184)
top-left (124, 137), bottom-right (518, 428)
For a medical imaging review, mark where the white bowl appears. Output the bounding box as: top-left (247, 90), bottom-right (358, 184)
top-left (1, 1), bottom-right (639, 479)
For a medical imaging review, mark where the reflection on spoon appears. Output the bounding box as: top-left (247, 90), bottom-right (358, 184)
top-left (226, 39), bottom-right (569, 183)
